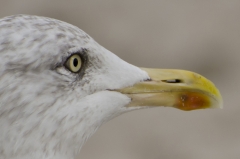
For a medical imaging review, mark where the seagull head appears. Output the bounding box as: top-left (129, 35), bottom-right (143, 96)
top-left (0, 15), bottom-right (222, 159)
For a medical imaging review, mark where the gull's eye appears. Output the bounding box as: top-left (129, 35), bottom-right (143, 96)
top-left (65, 54), bottom-right (82, 73)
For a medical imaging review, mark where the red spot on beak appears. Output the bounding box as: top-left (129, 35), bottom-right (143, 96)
top-left (175, 92), bottom-right (211, 111)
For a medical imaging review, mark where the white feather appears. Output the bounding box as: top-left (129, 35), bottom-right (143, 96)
top-left (0, 15), bottom-right (149, 159)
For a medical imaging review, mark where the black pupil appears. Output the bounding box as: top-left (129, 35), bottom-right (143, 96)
top-left (73, 58), bottom-right (78, 67)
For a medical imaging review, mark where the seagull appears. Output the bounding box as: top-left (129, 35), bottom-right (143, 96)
top-left (0, 15), bottom-right (222, 159)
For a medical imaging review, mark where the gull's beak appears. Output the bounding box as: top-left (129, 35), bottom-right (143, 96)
top-left (116, 68), bottom-right (223, 111)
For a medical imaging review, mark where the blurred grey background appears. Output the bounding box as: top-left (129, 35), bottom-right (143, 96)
top-left (0, 1), bottom-right (239, 159)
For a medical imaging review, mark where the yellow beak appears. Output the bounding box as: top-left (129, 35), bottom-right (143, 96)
top-left (116, 68), bottom-right (223, 111)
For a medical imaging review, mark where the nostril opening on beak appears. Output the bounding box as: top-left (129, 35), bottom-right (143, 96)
top-left (162, 79), bottom-right (182, 83)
